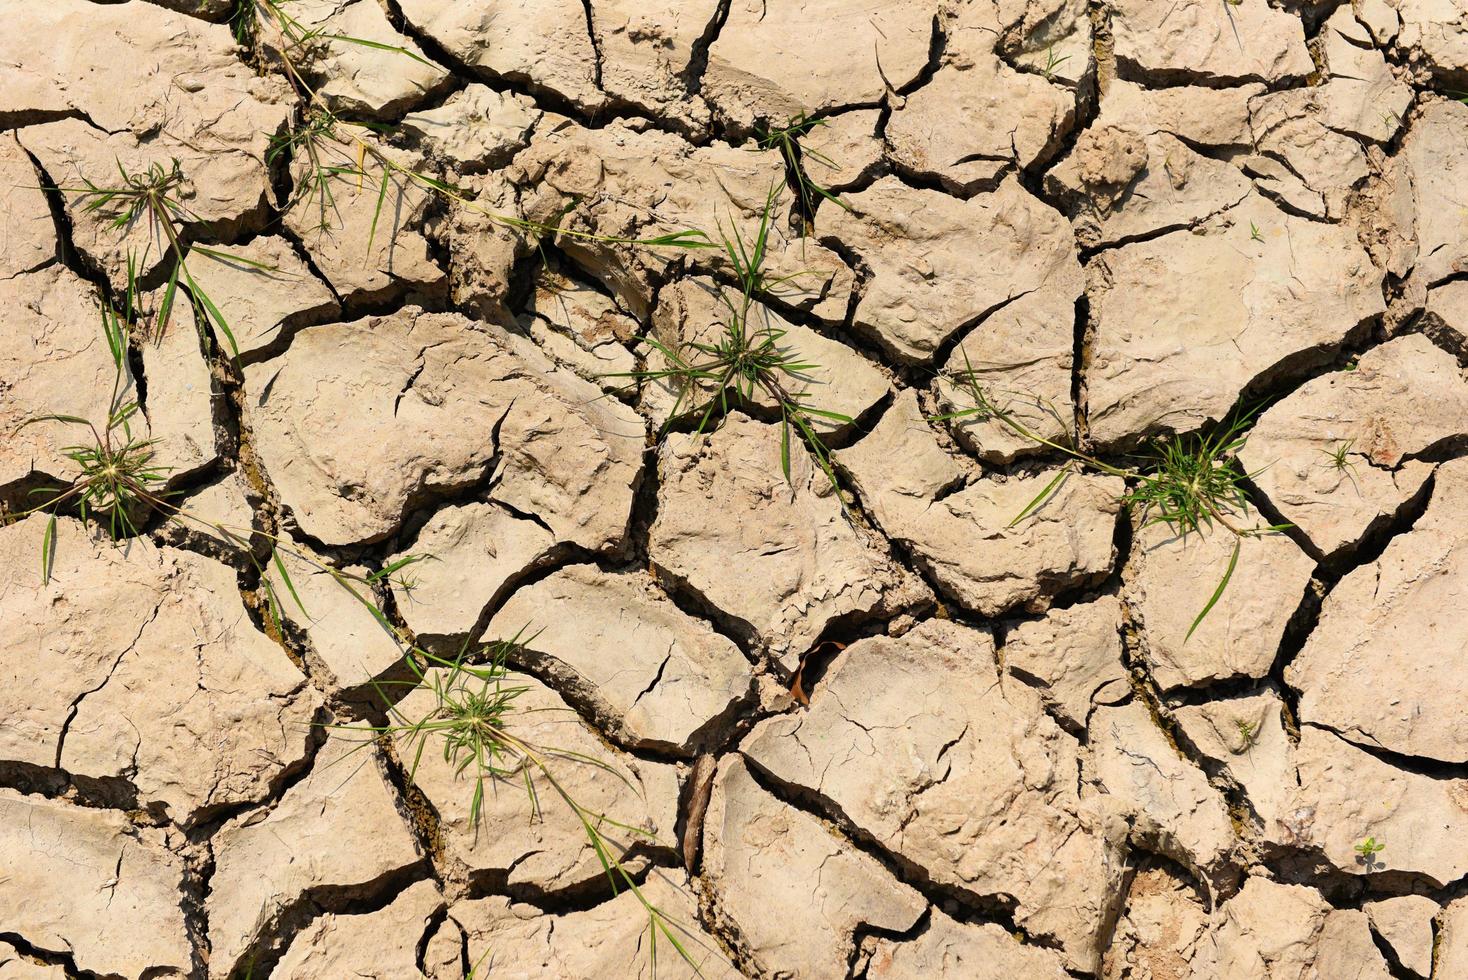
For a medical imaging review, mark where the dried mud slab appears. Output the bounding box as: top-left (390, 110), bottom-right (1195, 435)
top-left (1172, 690), bottom-right (1295, 832)
top-left (1087, 194), bottom-right (1385, 446)
top-left (1108, 0), bottom-right (1313, 85)
top-left (650, 413), bottom-right (929, 673)
top-left (701, 756), bottom-right (926, 977)
top-left (1435, 896), bottom-right (1468, 978)
top-left (1242, 335), bottom-right (1468, 557)
top-left (932, 286), bottom-right (1079, 463)
top-left (1047, 130), bottom-right (1252, 249)
top-left (393, 667), bottom-right (680, 894)
top-left (243, 308), bottom-right (644, 548)
top-left (885, 0), bottom-right (1082, 193)
top-left (488, 564), bottom-right (753, 753)
top-left (1400, 0), bottom-right (1468, 86)
top-left (0, 942), bottom-right (65, 980)
top-left (821, 176), bottom-right (1082, 365)
top-left (0, 515), bottom-right (320, 826)
top-left (860, 907), bottom-right (1071, 979)
top-left (139, 306), bottom-right (224, 483)
top-left (0, 790), bottom-right (190, 978)
top-left (1101, 865), bottom-right (1217, 979)
top-left (701, 0), bottom-right (934, 130)
top-left (397, 0), bottom-right (606, 112)
top-left (423, 873), bottom-right (733, 979)
top-left (0, 134), bottom-right (55, 279)
top-left (590, 0), bottom-right (723, 130)
top-left (1287, 457), bottom-right (1468, 763)
top-left (743, 621), bottom-right (1123, 972)
top-left (266, 531), bottom-right (407, 698)
top-left (1087, 701), bottom-right (1236, 887)
top-left (181, 237), bottom-right (341, 364)
top-left (511, 121), bottom-right (852, 321)
top-left (1125, 520), bottom-right (1314, 691)
top-left (282, 135), bottom-right (447, 306)
top-left (642, 277), bottom-right (890, 437)
top-left (520, 269), bottom-right (639, 389)
top-left (259, 0), bottom-right (448, 119)
top-left (207, 733), bottom-right (423, 977)
top-left (1285, 725), bottom-right (1468, 886)
top-left (1, 0), bottom-right (288, 134)
top-left (1213, 877), bottom-right (1391, 979)
top-left (386, 500), bottom-right (559, 647)
top-left (837, 390), bottom-right (1122, 616)
top-left (1424, 278), bottom-right (1468, 362)
top-left (1003, 596), bottom-right (1129, 730)
top-left (1090, 78), bottom-right (1261, 150)
top-left (400, 84), bottom-right (542, 173)
top-left (272, 879), bottom-right (445, 979)
top-left (1364, 895), bottom-right (1438, 978)
top-left (18, 111), bottom-right (285, 290)
top-left (1401, 100), bottom-right (1468, 288)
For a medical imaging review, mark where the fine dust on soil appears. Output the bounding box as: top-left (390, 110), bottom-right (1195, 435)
top-left (2, 0), bottom-right (1468, 978)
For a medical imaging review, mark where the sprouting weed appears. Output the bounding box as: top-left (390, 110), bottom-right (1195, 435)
top-left (54, 160), bottom-right (274, 356)
top-left (755, 112), bottom-right (851, 235)
top-left (16, 272), bottom-right (166, 582)
top-left (1354, 836), bottom-right (1386, 868)
top-left (1320, 438), bottom-right (1360, 482)
top-left (13, 259), bottom-right (422, 632)
top-left (1249, 221), bottom-right (1264, 243)
top-left (1040, 44), bottom-right (1072, 82)
top-left (932, 354), bottom-right (1290, 639)
top-left (339, 637), bottom-right (712, 975)
top-left (606, 185), bottom-right (852, 495)
top-left (1232, 718), bottom-right (1259, 755)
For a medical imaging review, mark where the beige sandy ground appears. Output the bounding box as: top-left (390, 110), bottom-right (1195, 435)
top-left (3, 0), bottom-right (1468, 977)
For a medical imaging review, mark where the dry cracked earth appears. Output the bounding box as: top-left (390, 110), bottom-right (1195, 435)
top-left (4, 0), bottom-right (1468, 977)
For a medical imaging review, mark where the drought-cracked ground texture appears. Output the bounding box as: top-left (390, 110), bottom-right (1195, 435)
top-left (3, 0), bottom-right (1468, 977)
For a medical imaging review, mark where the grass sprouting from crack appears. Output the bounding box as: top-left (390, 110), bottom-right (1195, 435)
top-left (932, 352), bottom-right (1290, 639)
top-left (607, 184), bottom-right (852, 493)
top-left (55, 161), bottom-right (274, 355)
top-left (755, 113), bottom-right (851, 235)
top-left (237, 0), bottom-right (711, 255)
top-left (6, 261), bottom-right (418, 633)
top-left (14, 268), bottom-right (713, 978)
top-left (335, 636), bottom-right (714, 976)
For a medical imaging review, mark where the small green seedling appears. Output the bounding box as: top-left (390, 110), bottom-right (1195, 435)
top-left (1319, 438), bottom-right (1361, 487)
top-left (1249, 221), bottom-right (1264, 243)
top-left (932, 355), bottom-right (1290, 639)
top-left (1040, 44), bottom-right (1071, 82)
top-left (1355, 836), bottom-right (1386, 869)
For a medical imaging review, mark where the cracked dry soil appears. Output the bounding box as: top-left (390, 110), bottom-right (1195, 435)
top-left (3, 0), bottom-right (1468, 977)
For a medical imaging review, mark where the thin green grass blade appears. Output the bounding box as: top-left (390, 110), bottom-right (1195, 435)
top-left (188, 244), bottom-right (277, 270)
top-left (41, 514), bottom-right (56, 585)
top-left (1008, 465), bottom-right (1070, 528)
top-left (366, 167), bottom-right (391, 256)
top-left (186, 275), bottom-right (240, 358)
top-left (1187, 538), bottom-right (1240, 642)
top-left (158, 259), bottom-right (182, 338)
top-left (271, 550), bottom-right (310, 617)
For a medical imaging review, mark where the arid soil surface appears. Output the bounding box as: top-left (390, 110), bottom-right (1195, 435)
top-left (4, 0), bottom-right (1468, 977)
